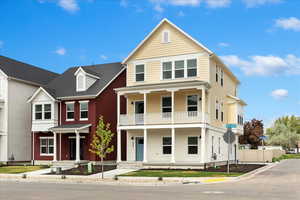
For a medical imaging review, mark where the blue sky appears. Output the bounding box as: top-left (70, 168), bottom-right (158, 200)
top-left (0, 0), bottom-right (300, 127)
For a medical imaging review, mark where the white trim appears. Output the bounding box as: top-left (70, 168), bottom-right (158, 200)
top-left (134, 63), bottom-right (145, 83)
top-left (39, 137), bottom-right (54, 156)
top-left (186, 94), bottom-right (199, 113)
top-left (162, 136), bottom-right (172, 155)
top-left (122, 18), bottom-right (213, 64)
top-left (74, 67), bottom-right (100, 79)
top-left (68, 136), bottom-right (86, 139)
top-left (27, 87), bottom-right (56, 103)
top-left (161, 30), bottom-right (171, 43)
top-left (66, 102), bottom-right (75, 121)
top-left (187, 136), bottom-right (199, 155)
top-left (76, 73), bottom-right (86, 92)
top-left (79, 101), bottom-right (89, 121)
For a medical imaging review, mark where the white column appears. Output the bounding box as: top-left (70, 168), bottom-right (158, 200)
top-left (59, 133), bottom-right (62, 161)
top-left (53, 132), bottom-right (57, 162)
top-left (117, 93), bottom-right (120, 125)
top-left (32, 132), bottom-right (35, 162)
top-left (75, 131), bottom-right (80, 162)
top-left (171, 128), bottom-right (175, 163)
top-left (202, 88), bottom-right (206, 123)
top-left (171, 90), bottom-right (175, 124)
top-left (201, 128), bottom-right (206, 163)
top-left (143, 129), bottom-right (147, 163)
top-left (143, 92), bottom-right (147, 124)
top-left (117, 129), bottom-right (121, 162)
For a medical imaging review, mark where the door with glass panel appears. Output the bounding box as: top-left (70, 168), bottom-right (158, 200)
top-left (134, 101), bottom-right (144, 125)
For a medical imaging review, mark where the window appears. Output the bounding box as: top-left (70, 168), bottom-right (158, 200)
top-left (135, 64), bottom-right (145, 82)
top-left (218, 137), bottom-right (221, 154)
top-left (216, 66), bottom-right (219, 82)
top-left (66, 102), bottom-right (75, 120)
top-left (212, 136), bottom-right (214, 156)
top-left (162, 30), bottom-right (170, 43)
top-left (35, 104), bottom-right (42, 120)
top-left (238, 115), bottom-right (244, 125)
top-left (44, 104), bottom-right (52, 120)
top-left (162, 96), bottom-right (172, 118)
top-left (162, 137), bottom-right (172, 154)
top-left (187, 59), bottom-right (197, 77)
top-left (175, 60), bottom-right (184, 78)
top-left (221, 102), bottom-right (224, 122)
top-left (80, 101), bottom-right (88, 120)
top-left (40, 138), bottom-right (54, 155)
top-left (162, 62), bottom-right (172, 79)
top-left (221, 69), bottom-right (224, 87)
top-left (215, 100), bottom-right (219, 120)
top-left (77, 74), bottom-right (85, 91)
top-left (187, 95), bottom-right (198, 117)
top-left (188, 136), bottom-right (198, 154)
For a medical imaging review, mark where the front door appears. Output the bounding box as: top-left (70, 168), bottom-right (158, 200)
top-left (135, 101), bottom-right (144, 124)
top-left (69, 138), bottom-right (84, 160)
top-left (135, 137), bottom-right (144, 161)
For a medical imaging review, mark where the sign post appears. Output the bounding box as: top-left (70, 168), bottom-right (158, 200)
top-left (224, 124), bottom-right (237, 174)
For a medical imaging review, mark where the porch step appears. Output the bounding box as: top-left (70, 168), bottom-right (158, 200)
top-left (117, 162), bottom-right (143, 169)
top-left (52, 160), bottom-right (89, 168)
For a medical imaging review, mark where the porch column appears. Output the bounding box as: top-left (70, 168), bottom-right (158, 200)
top-left (201, 88), bottom-right (206, 123)
top-left (53, 132), bottom-right (57, 162)
top-left (171, 128), bottom-right (175, 163)
top-left (117, 93), bottom-right (120, 125)
top-left (143, 129), bottom-right (147, 163)
top-left (143, 92), bottom-right (147, 124)
top-left (75, 131), bottom-right (80, 162)
top-left (59, 133), bottom-right (62, 161)
top-left (117, 129), bottom-right (121, 162)
top-left (201, 128), bottom-right (206, 163)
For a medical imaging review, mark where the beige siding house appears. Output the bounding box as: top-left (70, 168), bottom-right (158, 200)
top-left (115, 19), bottom-right (246, 168)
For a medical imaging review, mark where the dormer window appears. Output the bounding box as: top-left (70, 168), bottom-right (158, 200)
top-left (77, 74), bottom-right (85, 92)
top-left (162, 30), bottom-right (170, 43)
top-left (74, 67), bottom-right (99, 92)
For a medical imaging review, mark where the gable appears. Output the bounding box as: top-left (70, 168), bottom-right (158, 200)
top-left (126, 21), bottom-right (209, 62)
top-left (28, 87), bottom-right (56, 103)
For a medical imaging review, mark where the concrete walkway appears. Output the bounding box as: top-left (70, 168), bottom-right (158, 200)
top-left (89, 168), bottom-right (137, 178)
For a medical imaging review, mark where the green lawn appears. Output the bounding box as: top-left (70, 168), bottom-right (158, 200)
top-left (120, 170), bottom-right (243, 177)
top-left (0, 165), bottom-right (48, 174)
top-left (273, 154), bottom-right (300, 162)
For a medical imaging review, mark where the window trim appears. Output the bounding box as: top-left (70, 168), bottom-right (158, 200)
top-left (76, 73), bottom-right (86, 92)
top-left (215, 99), bottom-right (219, 120)
top-left (44, 104), bottom-right (52, 120)
top-left (135, 64), bottom-right (145, 82)
top-left (66, 101), bottom-right (75, 121)
top-left (162, 136), bottom-right (172, 155)
top-left (174, 60), bottom-right (185, 79)
top-left (186, 94), bottom-right (199, 114)
top-left (34, 103), bottom-right (52, 120)
top-left (40, 137), bottom-right (54, 156)
top-left (161, 30), bottom-right (170, 43)
top-left (162, 61), bottom-right (173, 80)
top-left (34, 104), bottom-right (43, 120)
top-left (187, 136), bottom-right (198, 155)
top-left (187, 59), bottom-right (197, 77)
top-left (79, 101), bottom-right (89, 121)
top-left (161, 96), bottom-right (172, 119)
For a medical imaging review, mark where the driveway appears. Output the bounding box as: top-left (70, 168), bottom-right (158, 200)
top-left (0, 159), bottom-right (299, 200)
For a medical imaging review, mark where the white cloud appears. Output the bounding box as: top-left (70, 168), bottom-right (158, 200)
top-left (275, 17), bottom-right (300, 32)
top-left (271, 89), bottom-right (288, 100)
top-left (218, 42), bottom-right (230, 47)
top-left (0, 41), bottom-right (3, 49)
top-left (149, 0), bottom-right (201, 6)
top-left (100, 55), bottom-right (108, 60)
top-left (205, 0), bottom-right (231, 8)
top-left (55, 47), bottom-right (66, 55)
top-left (58, 0), bottom-right (79, 12)
top-left (221, 54), bottom-right (300, 76)
top-left (243, 0), bottom-right (282, 8)
top-left (120, 0), bottom-right (128, 8)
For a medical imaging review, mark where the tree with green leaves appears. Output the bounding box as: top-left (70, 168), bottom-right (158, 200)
top-left (267, 116), bottom-right (300, 150)
top-left (89, 116), bottom-right (115, 179)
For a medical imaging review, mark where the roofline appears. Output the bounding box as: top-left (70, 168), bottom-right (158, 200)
top-left (227, 94), bottom-right (247, 106)
top-left (27, 87), bottom-right (57, 103)
top-left (122, 18), bottom-right (213, 64)
top-left (49, 124), bottom-right (92, 132)
top-left (74, 67), bottom-right (100, 79)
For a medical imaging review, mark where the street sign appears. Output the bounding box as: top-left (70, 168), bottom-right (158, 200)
top-left (226, 124), bottom-right (237, 129)
top-left (223, 129), bottom-right (236, 144)
top-left (259, 135), bottom-right (268, 141)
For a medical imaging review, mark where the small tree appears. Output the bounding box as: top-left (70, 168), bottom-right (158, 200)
top-left (239, 119), bottom-right (264, 149)
top-left (89, 116), bottom-right (114, 179)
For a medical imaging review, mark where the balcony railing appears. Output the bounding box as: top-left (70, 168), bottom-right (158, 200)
top-left (119, 111), bottom-right (209, 126)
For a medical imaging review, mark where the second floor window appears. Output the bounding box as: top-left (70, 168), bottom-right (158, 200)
top-left (216, 66), bottom-right (219, 83)
top-left (135, 64), bottom-right (145, 82)
top-left (35, 105), bottom-right (42, 120)
top-left (80, 101), bottom-right (88, 120)
top-left (66, 103), bottom-right (75, 120)
top-left (221, 102), bottom-right (224, 122)
top-left (162, 96), bottom-right (172, 118)
top-left (175, 60), bottom-right (184, 78)
top-left (221, 70), bottom-right (224, 87)
top-left (187, 95), bottom-right (198, 116)
top-left (44, 104), bottom-right (52, 120)
top-left (187, 59), bottom-right (197, 77)
top-left (215, 100), bottom-right (219, 120)
top-left (162, 62), bottom-right (172, 79)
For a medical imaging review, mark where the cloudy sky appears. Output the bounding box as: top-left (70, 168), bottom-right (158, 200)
top-left (1, 0), bottom-right (299, 127)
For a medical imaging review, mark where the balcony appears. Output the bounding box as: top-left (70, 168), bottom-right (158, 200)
top-left (119, 111), bottom-right (209, 126)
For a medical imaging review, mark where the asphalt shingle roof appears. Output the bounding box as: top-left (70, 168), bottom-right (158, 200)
top-left (45, 62), bottom-right (124, 98)
top-left (0, 55), bottom-right (59, 85)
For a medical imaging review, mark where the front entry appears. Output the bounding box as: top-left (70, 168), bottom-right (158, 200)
top-left (135, 137), bottom-right (144, 161)
top-left (69, 138), bottom-right (84, 160)
top-left (135, 101), bottom-right (144, 124)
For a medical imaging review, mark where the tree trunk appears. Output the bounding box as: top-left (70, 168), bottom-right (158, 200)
top-left (101, 157), bottom-right (104, 179)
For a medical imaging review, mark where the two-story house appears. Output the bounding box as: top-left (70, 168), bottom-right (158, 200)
top-left (28, 63), bottom-right (126, 165)
top-left (115, 19), bottom-right (246, 168)
top-left (0, 55), bottom-right (59, 163)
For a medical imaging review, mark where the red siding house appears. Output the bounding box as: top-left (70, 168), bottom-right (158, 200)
top-left (28, 63), bottom-right (126, 164)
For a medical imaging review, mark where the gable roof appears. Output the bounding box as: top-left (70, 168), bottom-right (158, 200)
top-left (42, 62), bottom-right (125, 99)
top-left (0, 55), bottom-right (59, 86)
top-left (122, 18), bottom-right (213, 64)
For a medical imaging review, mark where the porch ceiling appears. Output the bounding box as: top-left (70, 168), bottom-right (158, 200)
top-left (49, 124), bottom-right (91, 133)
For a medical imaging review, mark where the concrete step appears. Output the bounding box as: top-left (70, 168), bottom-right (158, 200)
top-left (117, 162), bottom-right (143, 169)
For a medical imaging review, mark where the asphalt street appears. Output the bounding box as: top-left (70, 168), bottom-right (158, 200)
top-left (1, 159), bottom-right (299, 200)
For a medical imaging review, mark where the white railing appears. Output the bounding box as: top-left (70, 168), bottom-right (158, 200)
top-left (119, 112), bottom-right (209, 126)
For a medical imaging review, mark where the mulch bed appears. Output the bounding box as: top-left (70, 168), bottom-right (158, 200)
top-left (202, 164), bottom-right (265, 173)
top-left (49, 164), bottom-right (116, 176)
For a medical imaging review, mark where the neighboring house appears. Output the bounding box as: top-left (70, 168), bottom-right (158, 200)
top-left (28, 63), bottom-right (126, 164)
top-left (0, 55), bottom-right (59, 163)
top-left (115, 19), bottom-right (246, 168)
